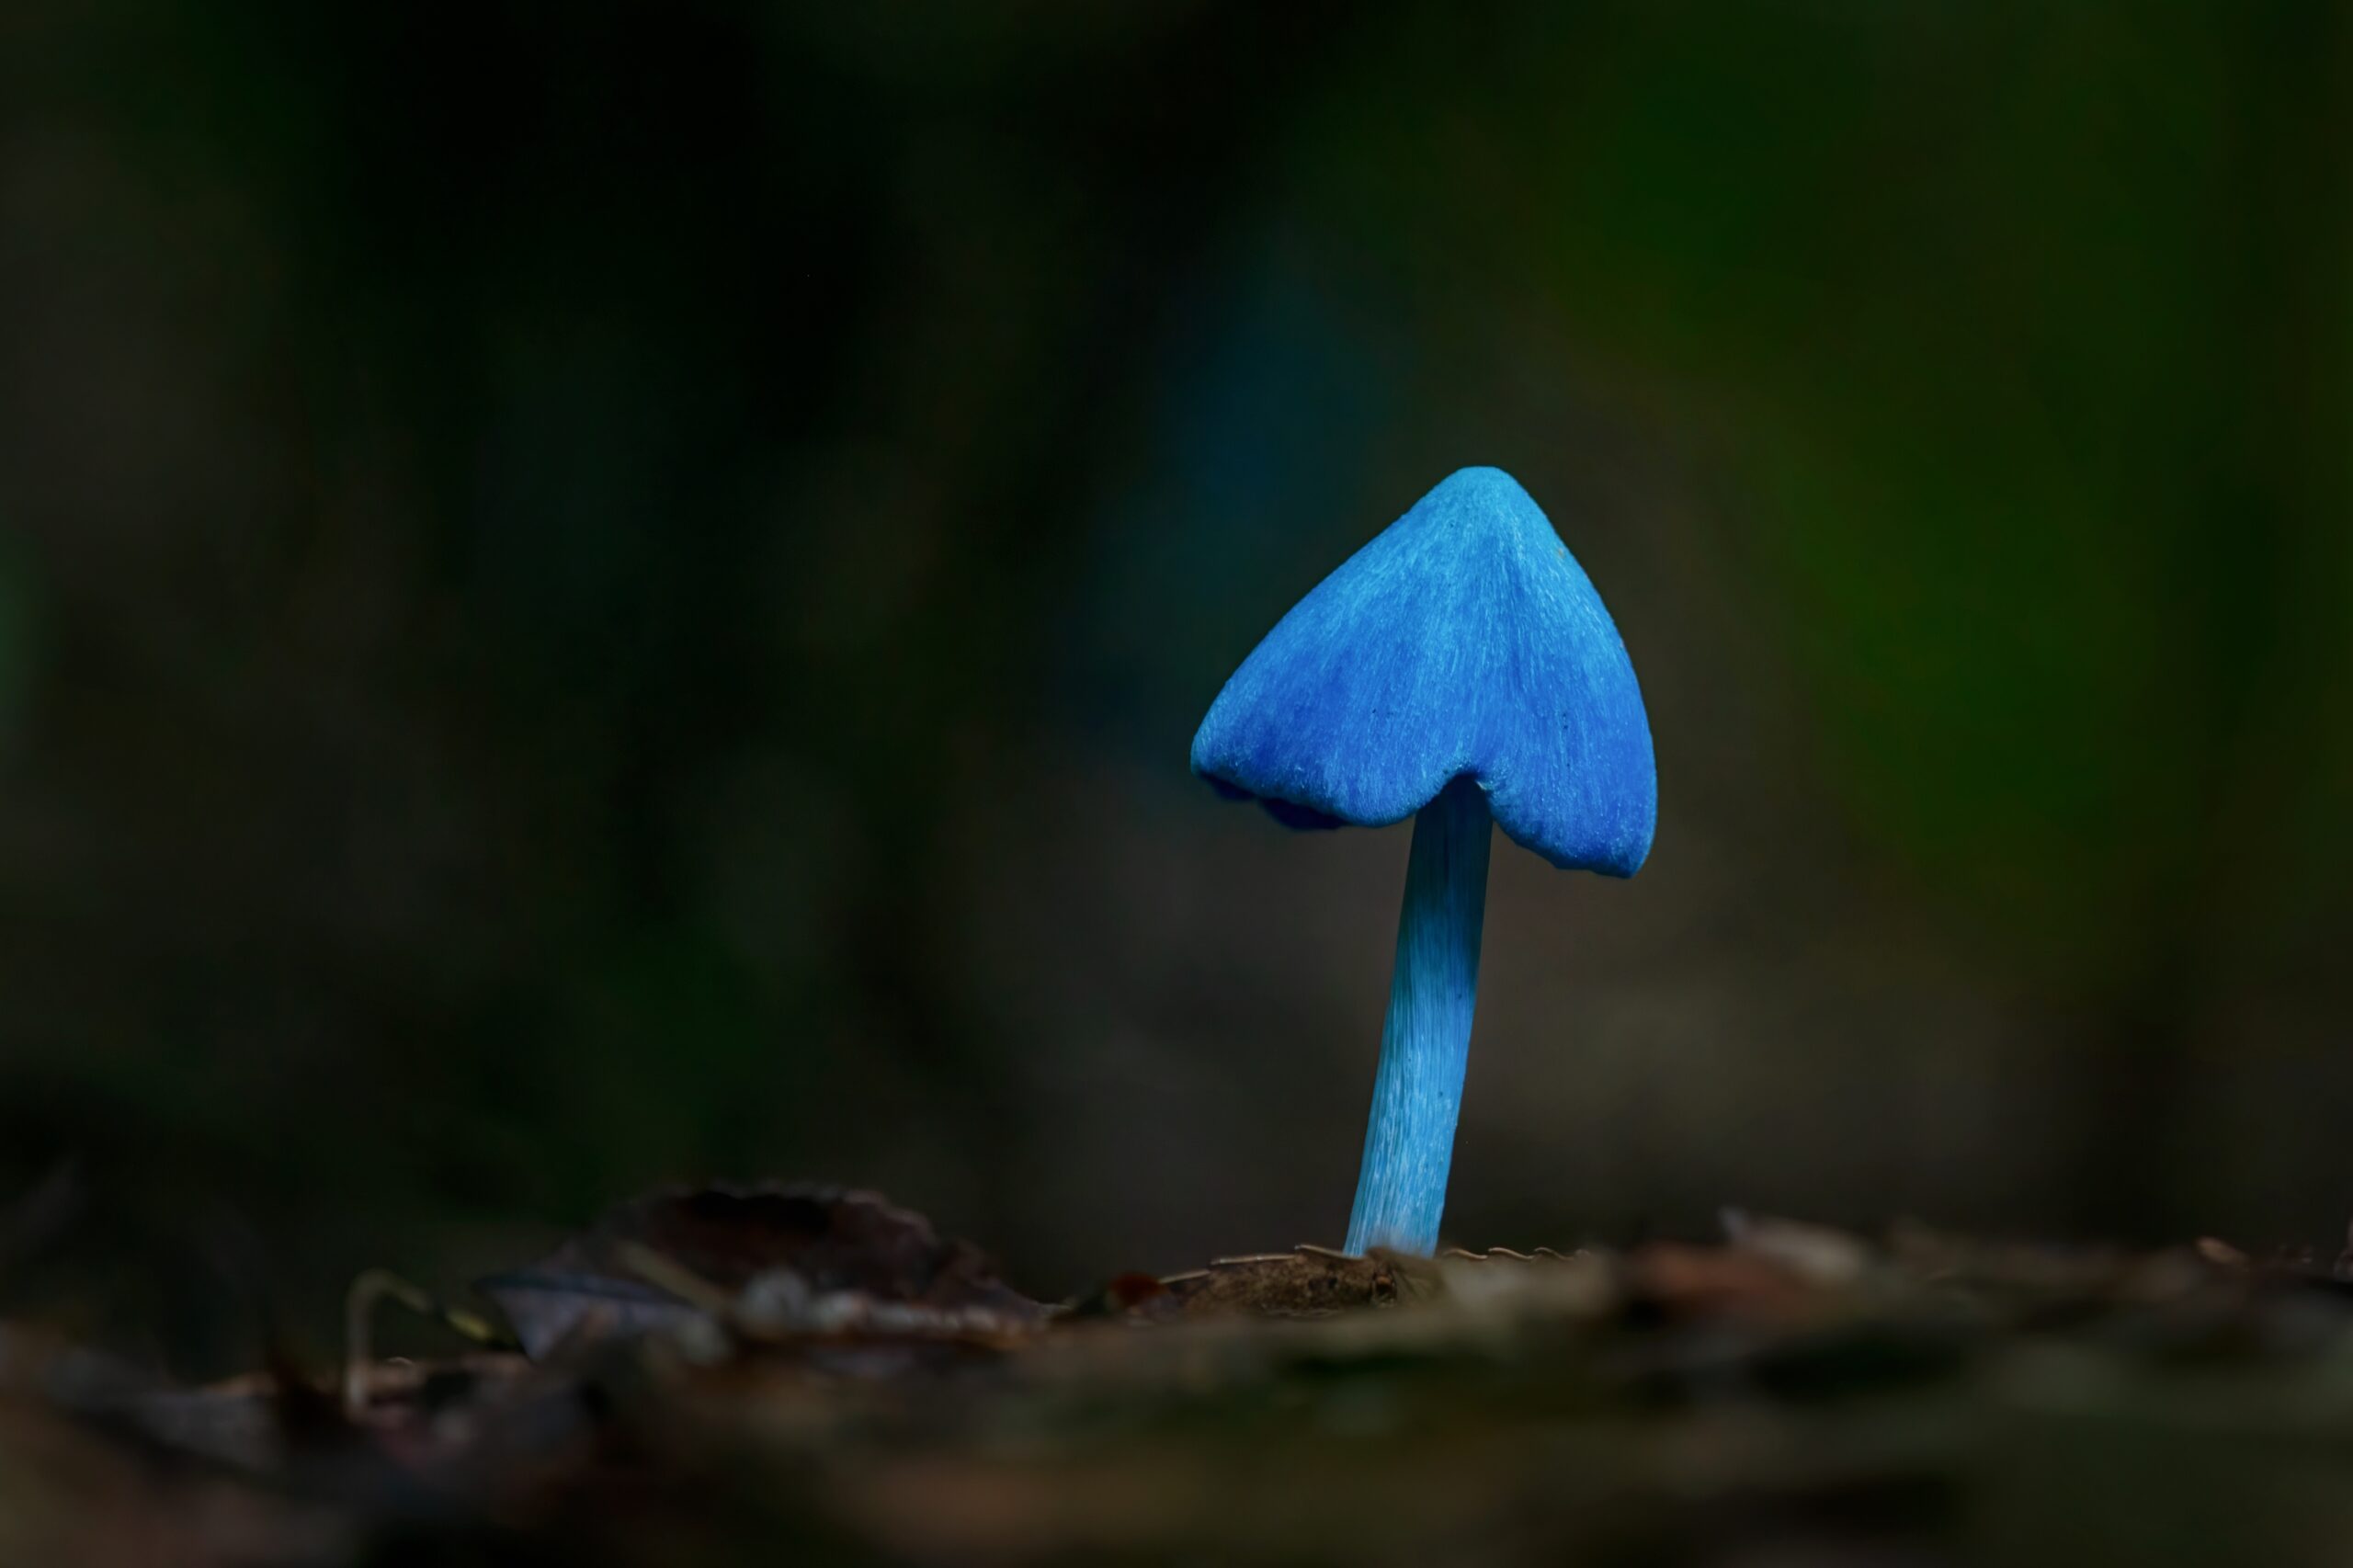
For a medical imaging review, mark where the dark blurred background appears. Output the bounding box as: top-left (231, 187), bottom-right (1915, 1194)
top-left (2, 1), bottom-right (2349, 1372)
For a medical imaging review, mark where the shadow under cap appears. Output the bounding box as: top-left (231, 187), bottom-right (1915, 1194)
top-left (1189, 466), bottom-right (1657, 874)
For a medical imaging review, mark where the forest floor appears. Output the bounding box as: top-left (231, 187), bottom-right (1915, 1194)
top-left (5, 1184), bottom-right (2353, 1567)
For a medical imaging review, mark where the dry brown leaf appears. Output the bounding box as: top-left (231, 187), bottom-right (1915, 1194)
top-left (477, 1184), bottom-right (1046, 1358)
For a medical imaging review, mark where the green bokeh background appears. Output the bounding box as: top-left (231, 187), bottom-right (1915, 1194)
top-left (1, 1), bottom-right (2347, 1369)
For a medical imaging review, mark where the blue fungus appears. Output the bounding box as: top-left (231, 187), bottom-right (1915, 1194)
top-left (1191, 467), bottom-right (1657, 1256)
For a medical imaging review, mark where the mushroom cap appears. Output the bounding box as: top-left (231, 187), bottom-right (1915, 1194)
top-left (1190, 467), bottom-right (1656, 874)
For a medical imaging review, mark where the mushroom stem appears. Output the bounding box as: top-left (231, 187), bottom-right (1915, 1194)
top-left (1346, 774), bottom-right (1492, 1256)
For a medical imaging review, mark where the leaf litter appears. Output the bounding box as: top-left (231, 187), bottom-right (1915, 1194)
top-left (8, 1182), bottom-right (2353, 1564)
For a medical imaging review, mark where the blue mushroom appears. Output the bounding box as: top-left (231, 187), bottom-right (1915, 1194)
top-left (1191, 466), bottom-right (1657, 1256)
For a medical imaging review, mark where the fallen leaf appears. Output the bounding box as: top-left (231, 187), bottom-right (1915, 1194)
top-left (476, 1184), bottom-right (1045, 1358)
top-left (1627, 1241), bottom-right (1826, 1324)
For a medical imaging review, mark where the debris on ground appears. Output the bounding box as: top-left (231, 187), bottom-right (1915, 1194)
top-left (7, 1184), bottom-right (2353, 1565)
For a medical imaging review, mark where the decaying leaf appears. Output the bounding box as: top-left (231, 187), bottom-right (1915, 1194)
top-left (473, 1269), bottom-right (705, 1361)
top-left (476, 1184), bottom-right (1046, 1358)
